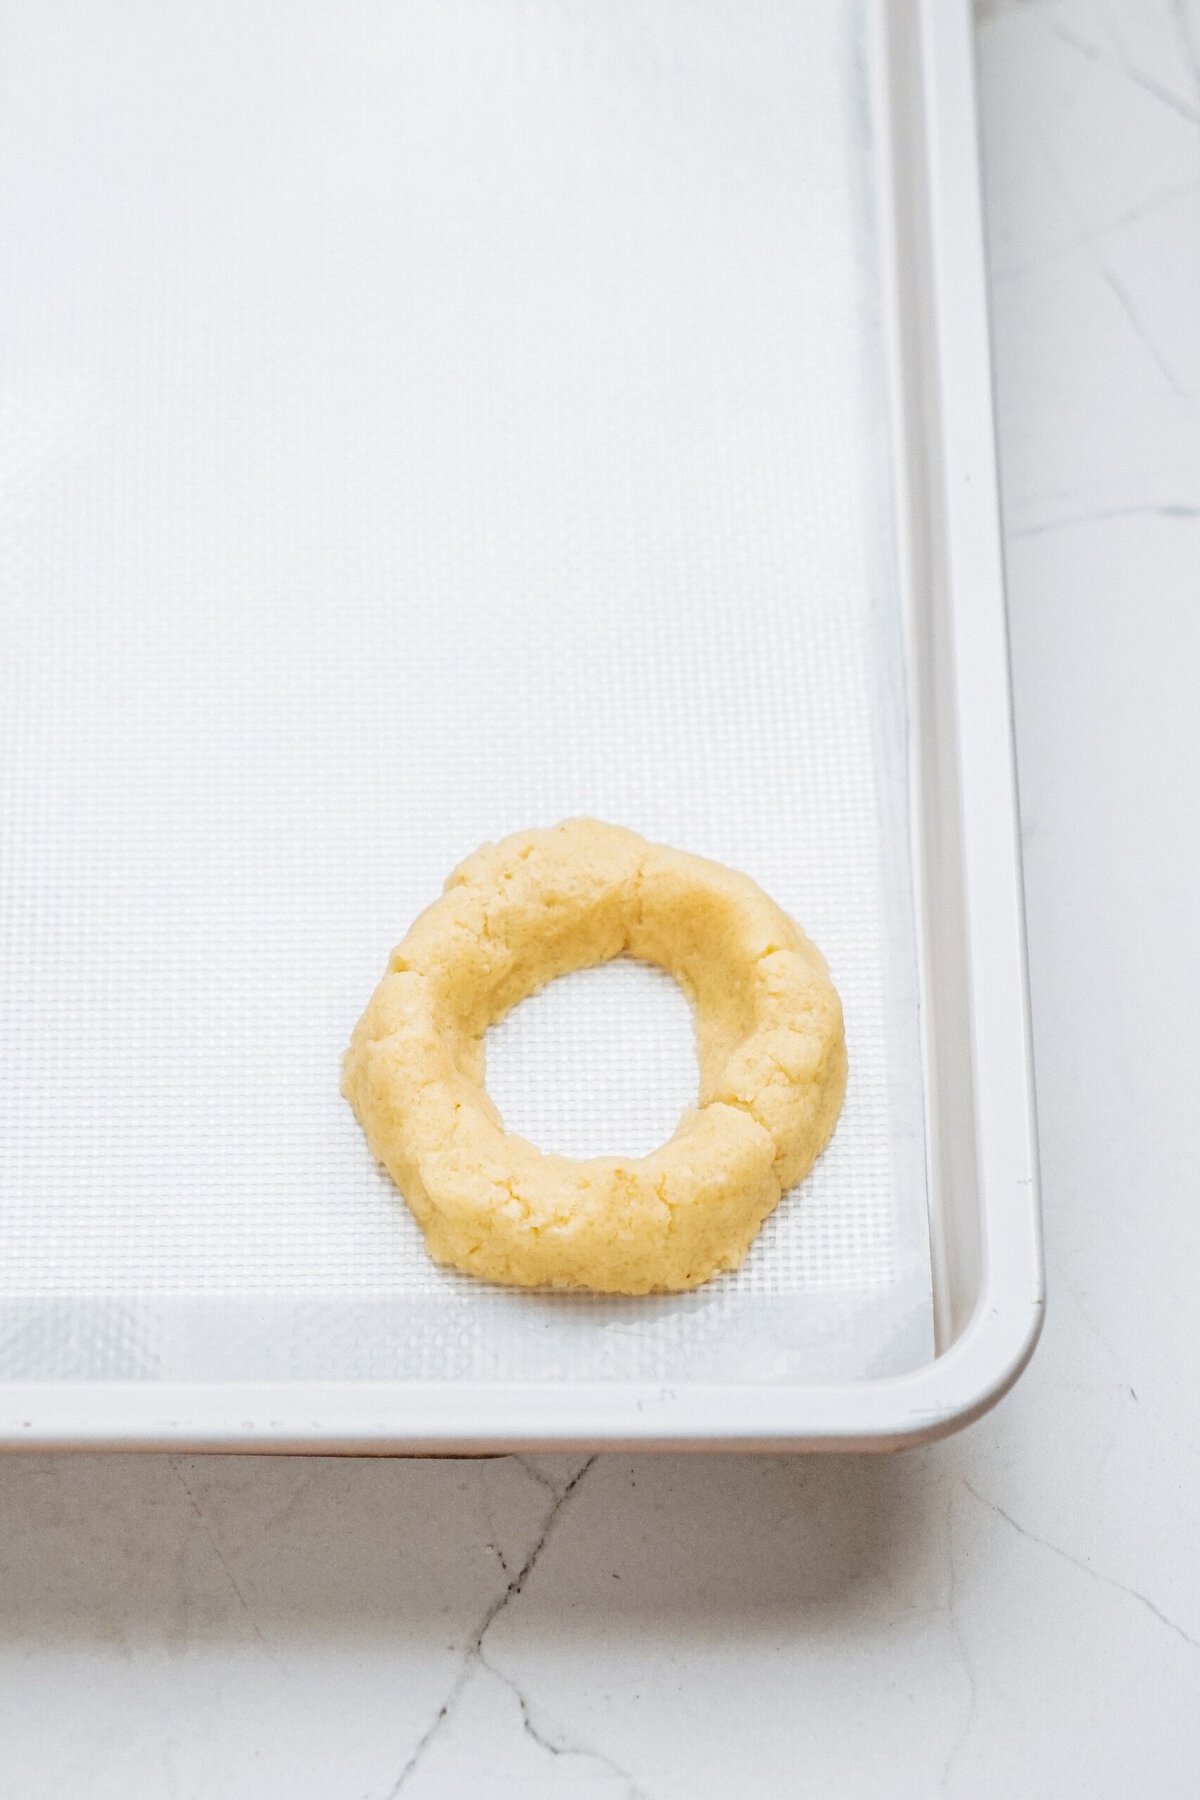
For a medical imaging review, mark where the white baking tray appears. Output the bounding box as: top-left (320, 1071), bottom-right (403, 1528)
top-left (0, 0), bottom-right (1041, 1452)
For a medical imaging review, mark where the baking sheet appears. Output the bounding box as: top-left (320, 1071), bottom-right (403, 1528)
top-left (0, 0), bottom-right (932, 1384)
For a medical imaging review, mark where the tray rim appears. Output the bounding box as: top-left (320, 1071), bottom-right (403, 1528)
top-left (0, 0), bottom-right (1043, 1454)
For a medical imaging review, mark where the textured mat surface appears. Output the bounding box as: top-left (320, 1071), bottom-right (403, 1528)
top-left (0, 0), bottom-right (931, 1382)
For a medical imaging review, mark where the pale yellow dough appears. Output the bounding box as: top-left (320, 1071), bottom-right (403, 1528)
top-left (342, 820), bottom-right (846, 1295)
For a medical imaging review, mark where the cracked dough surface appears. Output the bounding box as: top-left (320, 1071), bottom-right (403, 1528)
top-left (342, 820), bottom-right (846, 1294)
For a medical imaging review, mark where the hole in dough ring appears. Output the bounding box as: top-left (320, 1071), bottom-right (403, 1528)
top-left (342, 819), bottom-right (847, 1295)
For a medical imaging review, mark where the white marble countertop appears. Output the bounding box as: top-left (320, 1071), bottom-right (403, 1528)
top-left (2, 3), bottom-right (1198, 1794)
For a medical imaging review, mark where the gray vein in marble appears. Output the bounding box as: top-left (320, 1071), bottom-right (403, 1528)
top-left (976, 0), bottom-right (1054, 23)
top-left (1003, 45), bottom-right (1192, 397)
top-left (993, 173), bottom-right (1200, 282)
top-left (938, 1487), bottom-right (978, 1797)
top-left (1099, 265), bottom-right (1189, 396)
top-left (1115, 60), bottom-right (1200, 125)
top-left (170, 1461), bottom-right (273, 1661)
top-left (257, 1466), bottom-right (323, 1539)
top-left (1011, 503), bottom-right (1200, 536)
top-left (1051, 20), bottom-right (1102, 60)
top-left (476, 1465), bottom-right (512, 1579)
top-left (1089, 0), bottom-right (1200, 123)
top-left (483, 1532), bottom-right (511, 1579)
top-left (963, 1482), bottom-right (1200, 1651)
top-left (993, 178), bottom-right (1200, 284)
top-left (1173, 0), bottom-right (1200, 100)
top-left (513, 1454), bottom-right (567, 1500)
top-left (1053, 1275), bottom-right (1200, 1466)
top-left (389, 1457), bottom-right (598, 1796)
top-left (476, 1649), bottom-right (649, 1799)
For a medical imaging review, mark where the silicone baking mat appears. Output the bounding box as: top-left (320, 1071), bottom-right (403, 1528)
top-left (0, 0), bottom-right (932, 1384)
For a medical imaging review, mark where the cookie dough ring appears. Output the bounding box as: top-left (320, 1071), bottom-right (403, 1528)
top-left (342, 820), bottom-right (846, 1295)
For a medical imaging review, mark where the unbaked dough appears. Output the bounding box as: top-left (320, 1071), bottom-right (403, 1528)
top-left (342, 820), bottom-right (846, 1294)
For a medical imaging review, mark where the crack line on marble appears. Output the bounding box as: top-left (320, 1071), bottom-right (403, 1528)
top-left (512, 1453), bottom-right (567, 1500)
top-left (170, 1461), bottom-right (275, 1661)
top-left (476, 1464), bottom-right (512, 1579)
top-left (938, 1486), bottom-right (978, 1797)
top-left (477, 1643), bottom-right (650, 1798)
top-left (484, 1537), bottom-right (511, 1578)
top-left (388, 1457), bottom-right (598, 1795)
top-left (962, 1482), bottom-right (1200, 1652)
